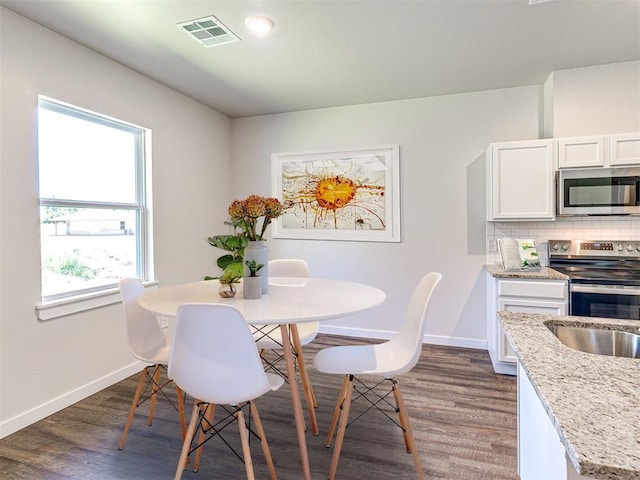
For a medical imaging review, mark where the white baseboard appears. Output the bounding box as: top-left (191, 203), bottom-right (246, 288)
top-left (0, 361), bottom-right (143, 440)
top-left (318, 325), bottom-right (488, 350)
top-left (319, 324), bottom-right (395, 341)
top-left (423, 334), bottom-right (487, 350)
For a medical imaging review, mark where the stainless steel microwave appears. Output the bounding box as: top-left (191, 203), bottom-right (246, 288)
top-left (557, 167), bottom-right (640, 216)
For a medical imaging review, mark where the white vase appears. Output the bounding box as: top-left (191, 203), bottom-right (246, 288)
top-left (243, 276), bottom-right (262, 299)
top-left (244, 240), bottom-right (268, 294)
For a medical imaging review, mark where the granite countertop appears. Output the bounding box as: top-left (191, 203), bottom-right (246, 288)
top-left (499, 312), bottom-right (640, 480)
top-left (486, 264), bottom-right (569, 280)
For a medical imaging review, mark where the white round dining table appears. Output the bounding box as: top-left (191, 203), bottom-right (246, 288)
top-left (138, 277), bottom-right (386, 324)
top-left (137, 276), bottom-right (385, 480)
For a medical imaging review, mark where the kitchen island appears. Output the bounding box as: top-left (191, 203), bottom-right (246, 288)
top-left (499, 311), bottom-right (640, 480)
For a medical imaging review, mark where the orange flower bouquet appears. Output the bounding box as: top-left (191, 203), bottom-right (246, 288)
top-left (227, 195), bottom-right (284, 241)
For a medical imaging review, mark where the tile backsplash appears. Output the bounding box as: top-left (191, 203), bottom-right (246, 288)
top-left (486, 217), bottom-right (640, 266)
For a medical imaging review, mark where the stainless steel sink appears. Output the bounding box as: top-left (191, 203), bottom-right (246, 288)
top-left (547, 324), bottom-right (640, 358)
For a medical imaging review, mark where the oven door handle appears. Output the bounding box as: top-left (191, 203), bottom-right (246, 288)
top-left (570, 284), bottom-right (640, 295)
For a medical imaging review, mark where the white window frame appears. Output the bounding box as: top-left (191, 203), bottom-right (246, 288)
top-left (35, 96), bottom-right (154, 320)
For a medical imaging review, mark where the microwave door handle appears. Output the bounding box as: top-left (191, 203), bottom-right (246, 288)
top-left (621, 184), bottom-right (632, 204)
top-left (571, 284), bottom-right (640, 295)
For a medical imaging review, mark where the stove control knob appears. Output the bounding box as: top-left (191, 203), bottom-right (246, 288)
top-left (551, 244), bottom-right (559, 251)
top-left (617, 244), bottom-right (624, 252)
top-left (636, 245), bottom-right (640, 252)
top-left (627, 245), bottom-right (635, 252)
top-left (561, 244), bottom-right (569, 251)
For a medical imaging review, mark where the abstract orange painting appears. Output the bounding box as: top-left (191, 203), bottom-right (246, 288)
top-left (271, 145), bottom-right (400, 242)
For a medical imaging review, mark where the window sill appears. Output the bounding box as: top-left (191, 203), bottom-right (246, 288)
top-left (35, 280), bottom-right (159, 321)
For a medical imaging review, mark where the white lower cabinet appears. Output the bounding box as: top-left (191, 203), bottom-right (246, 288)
top-left (518, 363), bottom-right (591, 480)
top-left (487, 274), bottom-right (567, 375)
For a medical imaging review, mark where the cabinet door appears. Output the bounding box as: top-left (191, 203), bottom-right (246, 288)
top-left (610, 132), bottom-right (640, 166)
top-left (497, 298), bottom-right (566, 364)
top-left (518, 364), bottom-right (568, 480)
top-left (557, 136), bottom-right (605, 168)
top-left (487, 140), bottom-right (555, 221)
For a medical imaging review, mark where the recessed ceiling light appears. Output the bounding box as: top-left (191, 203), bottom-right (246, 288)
top-left (244, 16), bottom-right (274, 34)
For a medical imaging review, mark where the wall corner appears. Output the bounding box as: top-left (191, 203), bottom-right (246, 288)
top-left (542, 72), bottom-right (554, 138)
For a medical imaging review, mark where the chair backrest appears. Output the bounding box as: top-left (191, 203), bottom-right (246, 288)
top-left (168, 303), bottom-right (279, 405)
top-left (268, 259), bottom-right (310, 277)
top-left (388, 272), bottom-right (442, 376)
top-left (118, 278), bottom-right (168, 362)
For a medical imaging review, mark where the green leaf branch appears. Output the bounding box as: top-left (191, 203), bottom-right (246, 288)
top-left (206, 234), bottom-right (248, 283)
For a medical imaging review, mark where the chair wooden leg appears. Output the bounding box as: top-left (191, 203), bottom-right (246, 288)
top-left (147, 365), bottom-right (161, 426)
top-left (250, 400), bottom-right (277, 480)
top-left (192, 403), bottom-right (215, 472)
top-left (391, 380), bottom-right (411, 453)
top-left (290, 325), bottom-right (318, 435)
top-left (236, 408), bottom-right (256, 480)
top-left (176, 386), bottom-right (187, 441)
top-left (118, 367), bottom-right (148, 450)
top-left (325, 375), bottom-right (350, 448)
top-left (175, 402), bottom-right (200, 480)
top-left (309, 379), bottom-right (318, 409)
top-left (392, 381), bottom-right (425, 480)
top-left (328, 375), bottom-right (354, 480)
top-left (296, 352), bottom-right (318, 408)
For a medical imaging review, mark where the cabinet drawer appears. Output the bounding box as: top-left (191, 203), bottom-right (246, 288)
top-left (498, 280), bottom-right (566, 299)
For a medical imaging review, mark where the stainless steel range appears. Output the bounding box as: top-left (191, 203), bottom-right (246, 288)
top-left (549, 240), bottom-right (640, 320)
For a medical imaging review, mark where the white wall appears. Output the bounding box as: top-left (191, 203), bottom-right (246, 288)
top-left (230, 87), bottom-right (541, 346)
top-left (0, 8), bottom-right (232, 437)
top-left (549, 61), bottom-right (640, 137)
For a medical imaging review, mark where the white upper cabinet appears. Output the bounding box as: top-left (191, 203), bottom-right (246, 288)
top-left (486, 133), bottom-right (640, 222)
top-left (557, 135), bottom-right (605, 168)
top-left (486, 139), bottom-right (555, 221)
top-left (610, 132), bottom-right (640, 166)
top-left (557, 132), bottom-right (640, 168)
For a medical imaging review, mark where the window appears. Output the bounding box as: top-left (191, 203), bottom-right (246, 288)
top-left (38, 96), bottom-right (151, 301)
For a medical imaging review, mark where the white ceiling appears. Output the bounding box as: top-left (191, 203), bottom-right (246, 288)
top-left (1, 0), bottom-right (639, 118)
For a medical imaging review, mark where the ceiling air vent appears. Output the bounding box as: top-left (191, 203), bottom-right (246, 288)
top-left (176, 15), bottom-right (240, 48)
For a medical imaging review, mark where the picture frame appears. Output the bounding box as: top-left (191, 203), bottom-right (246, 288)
top-left (271, 144), bottom-right (400, 242)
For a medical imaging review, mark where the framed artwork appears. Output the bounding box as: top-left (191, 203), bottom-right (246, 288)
top-left (271, 144), bottom-right (400, 242)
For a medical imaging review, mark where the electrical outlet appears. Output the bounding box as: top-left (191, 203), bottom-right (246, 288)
top-left (159, 316), bottom-right (169, 329)
top-left (488, 239), bottom-right (497, 253)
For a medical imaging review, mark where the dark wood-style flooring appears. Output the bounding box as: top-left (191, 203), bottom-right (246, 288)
top-left (0, 335), bottom-right (517, 479)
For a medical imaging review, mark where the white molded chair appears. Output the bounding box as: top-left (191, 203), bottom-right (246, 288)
top-left (314, 272), bottom-right (443, 480)
top-left (252, 259), bottom-right (320, 433)
top-left (169, 303), bottom-right (284, 480)
top-left (117, 278), bottom-right (186, 450)
top-left (256, 259), bottom-right (318, 349)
